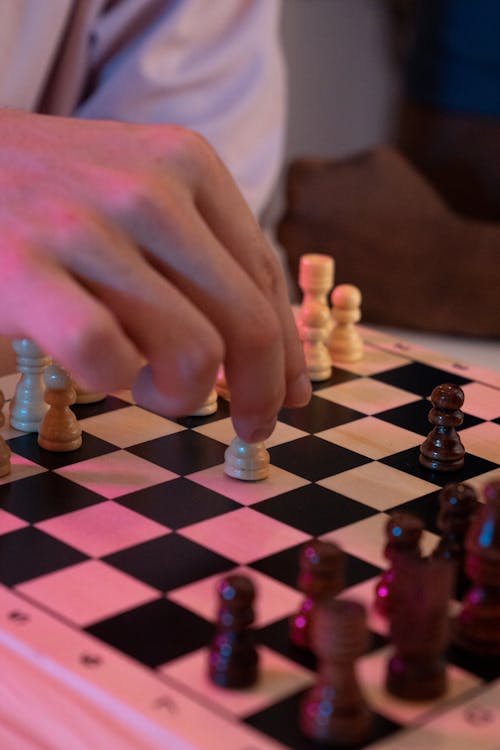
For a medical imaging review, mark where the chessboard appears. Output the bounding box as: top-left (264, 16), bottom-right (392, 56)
top-left (0, 327), bottom-right (499, 750)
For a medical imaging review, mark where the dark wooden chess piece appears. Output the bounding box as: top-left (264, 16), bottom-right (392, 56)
top-left (300, 599), bottom-right (373, 746)
top-left (386, 555), bottom-right (454, 700)
top-left (419, 383), bottom-right (465, 472)
top-left (208, 574), bottom-right (259, 688)
top-left (374, 513), bottom-right (423, 617)
top-left (453, 480), bottom-right (500, 655)
top-left (432, 482), bottom-right (479, 596)
top-left (289, 539), bottom-right (344, 649)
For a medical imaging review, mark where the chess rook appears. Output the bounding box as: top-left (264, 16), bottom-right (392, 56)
top-left (298, 253), bottom-right (334, 381)
top-left (289, 540), bottom-right (344, 649)
top-left (300, 599), bottom-right (372, 746)
top-left (209, 574), bottom-right (259, 689)
top-left (10, 339), bottom-right (51, 432)
top-left (375, 512), bottom-right (423, 617)
top-left (328, 283), bottom-right (363, 363)
top-left (38, 364), bottom-right (82, 452)
top-left (454, 480), bottom-right (500, 655)
top-left (0, 390), bottom-right (11, 477)
top-left (419, 383), bottom-right (465, 472)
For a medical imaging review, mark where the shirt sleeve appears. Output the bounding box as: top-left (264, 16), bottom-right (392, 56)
top-left (75, 0), bottom-right (286, 217)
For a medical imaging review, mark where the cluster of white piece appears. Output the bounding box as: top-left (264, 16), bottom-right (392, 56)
top-left (297, 253), bottom-right (363, 381)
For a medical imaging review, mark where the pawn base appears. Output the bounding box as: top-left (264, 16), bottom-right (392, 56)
top-left (386, 655), bottom-right (447, 700)
top-left (419, 453), bottom-right (464, 472)
top-left (38, 435), bottom-right (83, 452)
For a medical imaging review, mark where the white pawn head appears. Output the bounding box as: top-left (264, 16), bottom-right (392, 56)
top-left (331, 284), bottom-right (362, 311)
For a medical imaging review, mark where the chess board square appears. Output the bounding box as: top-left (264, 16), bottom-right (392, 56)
top-left (0, 526), bottom-right (87, 585)
top-left (249, 544), bottom-right (304, 590)
top-left (461, 382), bottom-right (500, 420)
top-left (244, 688), bottom-right (400, 750)
top-left (188, 462), bottom-right (309, 505)
top-left (7, 431), bottom-right (118, 470)
top-left (318, 461), bottom-right (440, 510)
top-left (381, 447), bottom-right (498, 488)
top-left (376, 399), bottom-right (482, 436)
top-left (321, 513), bottom-right (439, 569)
top-left (253, 484), bottom-right (376, 536)
top-left (16, 559), bottom-right (160, 627)
top-left (358, 645), bottom-right (482, 727)
top-left (0, 453), bottom-right (46, 486)
top-left (117, 477), bottom-right (240, 530)
top-left (447, 644), bottom-right (500, 684)
top-left (318, 416), bottom-right (423, 459)
top-left (128, 430), bottom-right (226, 475)
top-left (180, 507), bottom-right (310, 565)
top-left (372, 362), bottom-right (471, 397)
top-left (104, 533), bottom-right (233, 591)
top-left (0, 471), bottom-right (102, 523)
top-left (55, 450), bottom-right (178, 500)
top-left (0, 509), bottom-right (28, 535)
top-left (160, 645), bottom-right (314, 719)
top-left (194, 415), bottom-right (308, 448)
top-left (78, 405), bottom-right (185, 448)
top-left (72, 395), bottom-right (132, 419)
top-left (35, 500), bottom-right (169, 557)
top-left (277, 395), bottom-right (364, 433)
top-left (86, 598), bottom-right (213, 667)
top-left (316, 378), bottom-right (420, 415)
top-left (269, 435), bottom-right (370, 481)
top-left (460, 422), bottom-right (500, 464)
top-left (168, 566), bottom-right (302, 628)
top-left (390, 489), bottom-right (442, 535)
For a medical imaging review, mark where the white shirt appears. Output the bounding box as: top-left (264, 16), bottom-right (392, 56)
top-left (0, 0), bottom-right (286, 215)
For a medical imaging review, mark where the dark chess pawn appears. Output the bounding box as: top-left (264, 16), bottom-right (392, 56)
top-left (374, 513), bottom-right (423, 617)
top-left (419, 383), bottom-right (465, 472)
top-left (453, 480), bottom-right (500, 655)
top-left (289, 540), bottom-right (344, 649)
top-left (386, 555), bottom-right (454, 701)
top-left (300, 599), bottom-right (373, 746)
top-left (432, 482), bottom-right (479, 596)
top-left (209, 574), bottom-right (259, 689)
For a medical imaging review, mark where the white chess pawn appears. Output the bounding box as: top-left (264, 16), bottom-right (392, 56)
top-left (38, 365), bottom-right (82, 452)
top-left (224, 436), bottom-right (270, 481)
top-left (328, 284), bottom-right (363, 363)
top-left (0, 390), bottom-right (11, 477)
top-left (189, 387), bottom-right (218, 416)
top-left (73, 382), bottom-right (107, 404)
top-left (10, 339), bottom-right (51, 432)
top-left (297, 254), bottom-right (335, 381)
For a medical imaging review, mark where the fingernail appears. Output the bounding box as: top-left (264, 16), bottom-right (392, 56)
top-left (288, 372), bottom-right (312, 407)
top-left (249, 418), bottom-right (277, 443)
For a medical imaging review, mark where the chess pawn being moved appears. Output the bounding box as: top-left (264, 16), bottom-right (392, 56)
top-left (224, 436), bottom-right (269, 481)
top-left (297, 253), bottom-right (334, 381)
top-left (419, 383), bottom-right (465, 472)
top-left (453, 480), bottom-right (500, 655)
top-left (38, 365), bottom-right (82, 452)
top-left (0, 390), bottom-right (11, 477)
top-left (209, 574), bottom-right (259, 689)
top-left (300, 599), bottom-right (373, 747)
top-left (289, 540), bottom-right (344, 649)
top-left (328, 284), bottom-right (363, 363)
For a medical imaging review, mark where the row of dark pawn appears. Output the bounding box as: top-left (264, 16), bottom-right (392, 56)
top-left (207, 478), bottom-right (500, 747)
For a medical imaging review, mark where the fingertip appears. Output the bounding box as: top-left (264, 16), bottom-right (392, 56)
top-left (285, 371), bottom-right (312, 408)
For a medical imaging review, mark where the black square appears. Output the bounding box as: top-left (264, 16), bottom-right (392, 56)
top-left (447, 642), bottom-right (500, 683)
top-left (245, 689), bottom-right (401, 750)
top-left (390, 490), bottom-right (442, 535)
top-left (7, 432), bottom-right (118, 470)
top-left (269, 435), bottom-right (370, 481)
top-left (278, 395), bottom-right (364, 434)
top-left (0, 527), bottom-right (87, 585)
top-left (376, 399), bottom-right (482, 436)
top-left (250, 544), bottom-right (305, 589)
top-left (0, 471), bottom-right (102, 523)
top-left (372, 362), bottom-right (471, 397)
top-left (72, 395), bottom-right (132, 420)
top-left (127, 431), bottom-right (226, 475)
top-left (381, 446), bottom-right (498, 487)
top-left (117, 477), bottom-right (239, 529)
top-left (86, 599), bottom-right (213, 668)
top-left (104, 533), bottom-right (234, 591)
top-left (253, 485), bottom-right (376, 536)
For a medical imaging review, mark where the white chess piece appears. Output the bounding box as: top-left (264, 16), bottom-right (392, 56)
top-left (189, 387), bottom-right (218, 416)
top-left (10, 339), bottom-right (51, 432)
top-left (224, 436), bottom-right (270, 481)
top-left (38, 364), bottom-right (82, 451)
top-left (297, 254), bottom-right (334, 381)
top-left (0, 390), bottom-right (11, 476)
top-left (328, 284), bottom-right (363, 363)
top-left (73, 382), bottom-right (107, 404)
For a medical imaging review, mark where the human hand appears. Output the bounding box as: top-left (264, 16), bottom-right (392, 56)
top-left (0, 109), bottom-right (310, 440)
